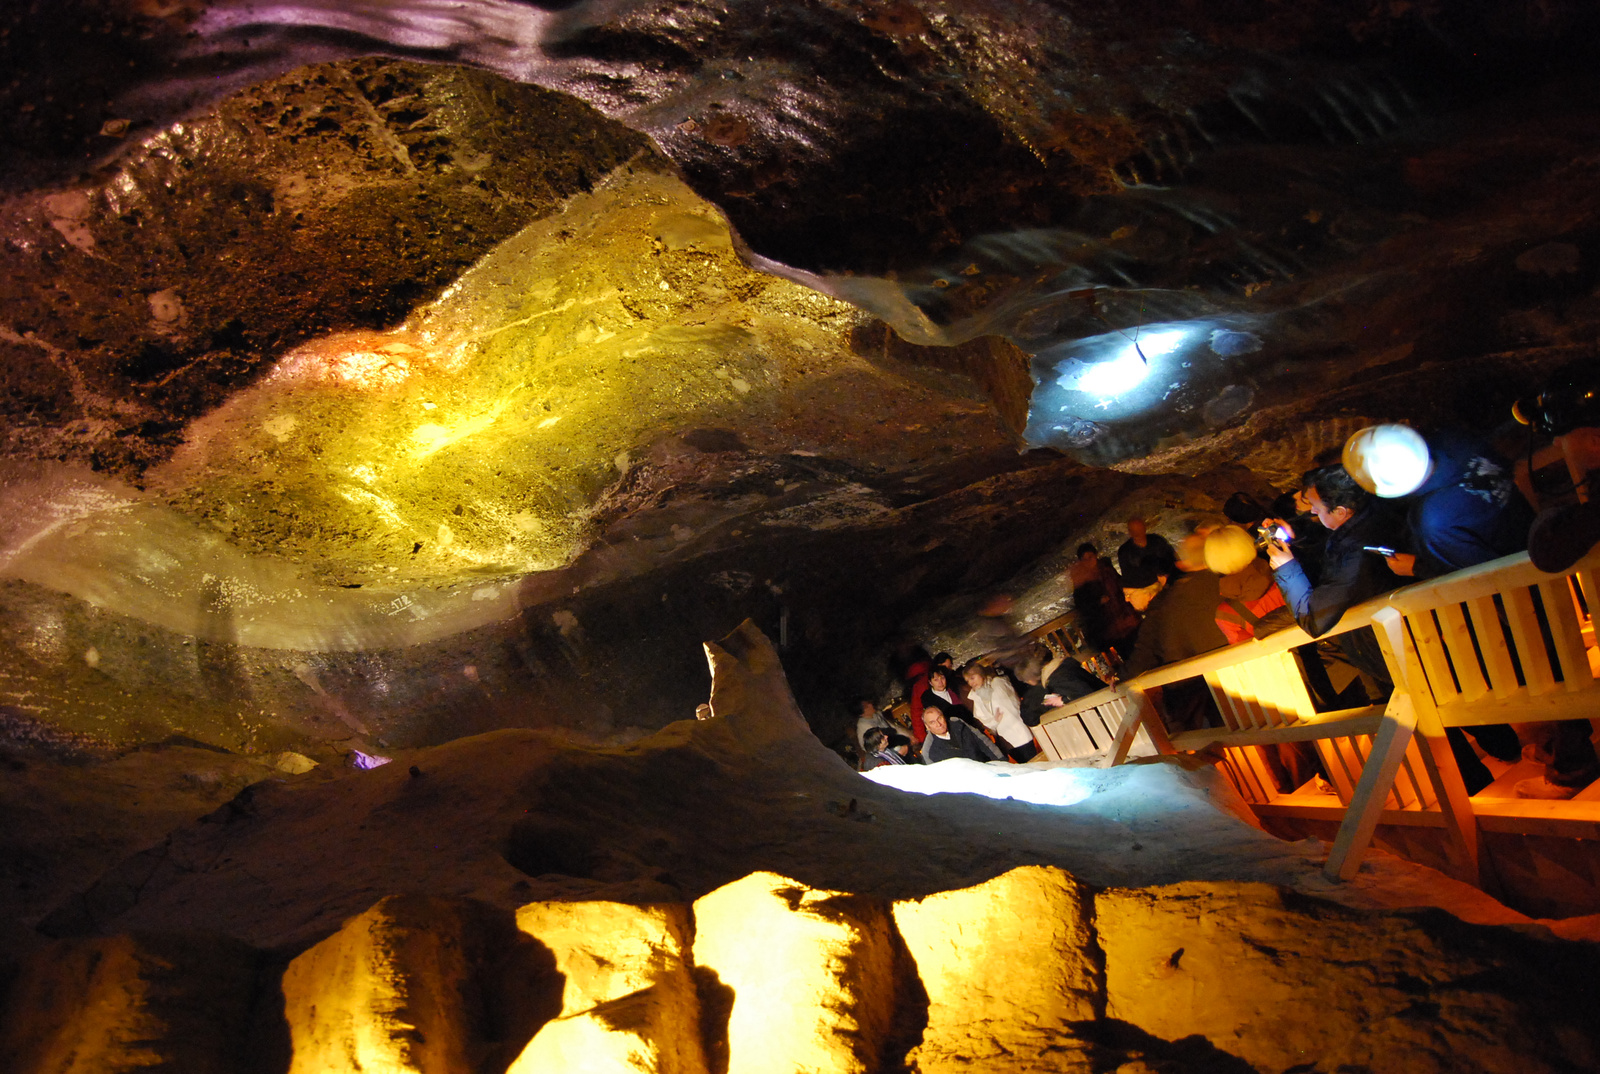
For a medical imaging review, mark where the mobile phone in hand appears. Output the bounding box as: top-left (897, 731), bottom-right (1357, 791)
top-left (1362, 545), bottom-right (1396, 557)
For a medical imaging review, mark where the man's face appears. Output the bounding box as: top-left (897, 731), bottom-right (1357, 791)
top-left (1306, 487), bottom-right (1353, 531)
top-left (924, 710), bottom-right (948, 736)
top-left (1128, 519), bottom-right (1146, 541)
top-left (860, 701), bottom-right (877, 718)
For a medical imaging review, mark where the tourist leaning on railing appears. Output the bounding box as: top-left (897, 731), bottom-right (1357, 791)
top-left (1263, 465), bottom-right (1403, 708)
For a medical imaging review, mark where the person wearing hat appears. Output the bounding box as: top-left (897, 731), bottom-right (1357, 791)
top-left (1341, 423), bottom-right (1532, 780)
top-left (1341, 423), bottom-right (1532, 580)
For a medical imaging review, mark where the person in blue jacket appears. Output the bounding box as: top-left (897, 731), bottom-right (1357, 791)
top-left (1341, 424), bottom-right (1532, 579)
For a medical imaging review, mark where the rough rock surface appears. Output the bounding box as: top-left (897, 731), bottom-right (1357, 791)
top-left (1098, 882), bottom-right (1600, 1074)
top-left (692, 870), bottom-right (897, 1074)
top-left (893, 865), bottom-right (1101, 1072)
top-left (6, 622), bottom-right (1598, 1074)
top-left (281, 894), bottom-right (544, 1074)
top-left (0, 932), bottom-right (259, 1074)
top-left (510, 900), bottom-right (704, 1074)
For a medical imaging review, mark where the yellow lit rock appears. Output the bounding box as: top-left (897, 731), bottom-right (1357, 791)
top-left (1097, 881), bottom-right (1593, 1074)
top-left (892, 865), bottom-right (1101, 1072)
top-left (507, 900), bottom-right (706, 1074)
top-left (282, 895), bottom-right (495, 1074)
top-left (691, 870), bottom-right (896, 1074)
top-left (514, 899), bottom-right (695, 1018)
top-left (509, 989), bottom-right (695, 1074)
top-left (0, 933), bottom-right (258, 1074)
top-left (155, 167), bottom-right (869, 586)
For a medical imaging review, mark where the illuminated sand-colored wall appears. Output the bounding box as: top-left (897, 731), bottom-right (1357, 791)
top-left (7, 868), bottom-right (1596, 1074)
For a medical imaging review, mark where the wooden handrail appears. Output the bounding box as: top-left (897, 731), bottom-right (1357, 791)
top-left (1039, 546), bottom-right (1600, 730)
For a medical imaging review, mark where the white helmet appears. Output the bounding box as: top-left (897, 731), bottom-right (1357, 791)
top-left (1342, 424), bottom-right (1431, 498)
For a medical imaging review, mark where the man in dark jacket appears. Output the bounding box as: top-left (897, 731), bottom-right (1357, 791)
top-left (1120, 535), bottom-right (1227, 679)
top-left (920, 708), bottom-right (1004, 764)
top-left (1117, 535), bottom-right (1229, 734)
top-left (1265, 465), bottom-right (1513, 792)
top-left (1117, 517), bottom-right (1178, 589)
top-left (1342, 424), bottom-right (1532, 579)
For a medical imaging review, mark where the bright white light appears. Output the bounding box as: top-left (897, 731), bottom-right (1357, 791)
top-left (863, 758), bottom-right (1094, 807)
top-left (1343, 424), bottom-right (1431, 498)
top-left (1058, 328), bottom-right (1189, 398)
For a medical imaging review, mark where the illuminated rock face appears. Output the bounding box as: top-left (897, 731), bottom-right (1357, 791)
top-left (692, 871), bottom-right (898, 1074)
top-left (509, 900), bottom-right (705, 1074)
top-left (280, 894), bottom-right (545, 1074)
top-left (0, 933), bottom-right (258, 1074)
top-left (6, 622), bottom-right (1599, 1073)
top-left (151, 165), bottom-right (876, 586)
top-left (893, 865), bottom-right (1101, 1072)
top-left (1098, 883), bottom-right (1599, 1074)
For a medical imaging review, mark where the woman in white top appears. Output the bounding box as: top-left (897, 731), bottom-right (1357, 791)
top-left (961, 664), bottom-right (1040, 763)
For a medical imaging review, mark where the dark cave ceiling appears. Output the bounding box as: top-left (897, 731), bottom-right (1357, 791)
top-left (2, 0), bottom-right (1599, 751)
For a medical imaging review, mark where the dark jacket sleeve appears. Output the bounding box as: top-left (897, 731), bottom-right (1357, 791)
top-left (1274, 542), bottom-right (1393, 638)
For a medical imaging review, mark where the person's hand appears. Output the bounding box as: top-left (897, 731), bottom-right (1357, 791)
top-left (1043, 693), bottom-right (1065, 708)
top-left (1265, 535), bottom-right (1295, 569)
top-left (1386, 552), bottom-right (1417, 577)
top-left (1262, 517), bottom-right (1295, 542)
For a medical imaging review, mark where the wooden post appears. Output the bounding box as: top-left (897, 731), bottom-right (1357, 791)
top-left (1325, 692), bottom-right (1418, 881)
top-left (1103, 686), bottom-right (1173, 767)
top-left (1368, 605), bottom-right (1481, 885)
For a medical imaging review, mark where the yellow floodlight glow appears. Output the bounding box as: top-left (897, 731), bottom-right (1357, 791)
top-left (151, 168), bottom-right (863, 584)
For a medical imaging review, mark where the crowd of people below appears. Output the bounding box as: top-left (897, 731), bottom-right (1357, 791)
top-left (857, 358), bottom-right (1600, 804)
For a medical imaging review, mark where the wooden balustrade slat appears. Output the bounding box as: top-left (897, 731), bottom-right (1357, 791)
top-left (1282, 649), bottom-right (1318, 721)
top-left (1220, 745), bottom-right (1272, 804)
top-left (1575, 569), bottom-right (1598, 624)
top-left (1240, 660), bottom-right (1276, 728)
top-left (1225, 747), bottom-right (1274, 805)
top-left (1224, 662), bottom-right (1264, 730)
top-left (1408, 610), bottom-right (1461, 706)
top-left (1538, 577), bottom-right (1594, 693)
top-left (1396, 746), bottom-right (1430, 810)
top-left (1436, 601), bottom-right (1488, 703)
top-left (1256, 657), bottom-right (1291, 727)
top-left (1269, 649), bottom-right (1315, 724)
top-left (1325, 694), bottom-right (1419, 881)
top-left (1318, 737), bottom-right (1359, 805)
top-left (1503, 585), bottom-right (1557, 696)
top-left (1466, 594), bottom-right (1518, 699)
top-left (1252, 657), bottom-right (1287, 726)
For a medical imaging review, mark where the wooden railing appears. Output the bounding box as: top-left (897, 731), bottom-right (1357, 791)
top-left (1030, 548), bottom-right (1600, 890)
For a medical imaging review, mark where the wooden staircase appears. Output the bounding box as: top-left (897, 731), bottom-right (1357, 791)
top-left (1028, 547), bottom-right (1600, 915)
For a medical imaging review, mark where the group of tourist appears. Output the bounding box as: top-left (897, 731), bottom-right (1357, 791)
top-left (859, 358), bottom-right (1600, 803)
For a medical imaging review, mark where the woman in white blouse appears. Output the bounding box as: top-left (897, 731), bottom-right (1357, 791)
top-left (961, 664), bottom-right (1040, 762)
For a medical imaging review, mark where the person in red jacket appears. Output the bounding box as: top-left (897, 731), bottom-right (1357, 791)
top-left (1203, 525), bottom-right (1291, 644)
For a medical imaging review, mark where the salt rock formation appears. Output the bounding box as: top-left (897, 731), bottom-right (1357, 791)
top-left (509, 900), bottom-right (705, 1074)
top-left (0, 932), bottom-right (258, 1074)
top-left (892, 865), bottom-right (1101, 1072)
top-left (692, 870), bottom-right (898, 1074)
top-left (1099, 882), bottom-right (1599, 1074)
top-left (281, 894), bottom-right (533, 1074)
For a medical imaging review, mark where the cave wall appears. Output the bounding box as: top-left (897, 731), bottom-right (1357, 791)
top-left (3, 2), bottom-right (1600, 759)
